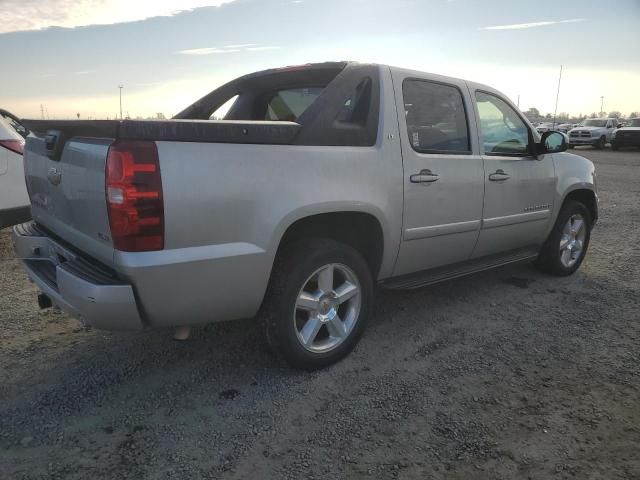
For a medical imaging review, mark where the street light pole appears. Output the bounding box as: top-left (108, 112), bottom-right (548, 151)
top-left (600, 96), bottom-right (604, 116)
top-left (118, 85), bottom-right (124, 120)
top-left (552, 65), bottom-right (563, 129)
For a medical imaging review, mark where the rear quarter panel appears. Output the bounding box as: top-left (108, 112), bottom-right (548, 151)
top-left (128, 65), bottom-right (404, 325)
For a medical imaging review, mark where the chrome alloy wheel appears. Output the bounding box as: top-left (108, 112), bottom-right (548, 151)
top-left (294, 263), bottom-right (361, 353)
top-left (559, 214), bottom-right (586, 268)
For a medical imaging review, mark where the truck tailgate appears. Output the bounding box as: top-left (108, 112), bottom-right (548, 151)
top-left (24, 134), bottom-right (116, 267)
top-left (21, 118), bottom-right (301, 268)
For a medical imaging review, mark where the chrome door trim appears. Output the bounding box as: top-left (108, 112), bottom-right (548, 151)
top-left (404, 219), bottom-right (481, 241)
top-left (482, 209), bottom-right (550, 229)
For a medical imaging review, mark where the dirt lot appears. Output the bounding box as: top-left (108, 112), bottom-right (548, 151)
top-left (1, 147), bottom-right (639, 480)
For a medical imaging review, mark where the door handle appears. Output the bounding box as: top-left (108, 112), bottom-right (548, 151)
top-left (488, 169), bottom-right (510, 182)
top-left (410, 169), bottom-right (440, 183)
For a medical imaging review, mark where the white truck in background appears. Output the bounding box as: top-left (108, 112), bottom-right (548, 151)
top-left (568, 118), bottom-right (621, 149)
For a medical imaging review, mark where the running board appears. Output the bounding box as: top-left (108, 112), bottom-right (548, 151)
top-left (381, 249), bottom-right (539, 290)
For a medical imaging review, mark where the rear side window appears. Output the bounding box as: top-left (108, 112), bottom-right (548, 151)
top-left (265, 88), bottom-right (324, 121)
top-left (335, 77), bottom-right (373, 125)
top-left (402, 79), bottom-right (470, 154)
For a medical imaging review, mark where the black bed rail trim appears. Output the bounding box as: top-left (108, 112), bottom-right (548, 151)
top-left (22, 119), bottom-right (120, 138)
top-left (21, 119), bottom-right (302, 145)
top-left (118, 119), bottom-right (301, 144)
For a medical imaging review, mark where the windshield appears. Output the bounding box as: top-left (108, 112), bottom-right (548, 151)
top-left (580, 119), bottom-right (606, 127)
top-left (628, 119), bottom-right (640, 127)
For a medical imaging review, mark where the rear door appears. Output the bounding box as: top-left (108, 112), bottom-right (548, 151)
top-left (470, 89), bottom-right (556, 258)
top-left (392, 71), bottom-right (484, 275)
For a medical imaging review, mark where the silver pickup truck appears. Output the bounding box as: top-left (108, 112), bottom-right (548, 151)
top-left (13, 62), bottom-right (598, 369)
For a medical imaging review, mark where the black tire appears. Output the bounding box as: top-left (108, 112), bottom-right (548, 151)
top-left (595, 136), bottom-right (606, 149)
top-left (535, 199), bottom-right (591, 276)
top-left (611, 142), bottom-right (619, 151)
top-left (260, 238), bottom-right (373, 370)
top-left (567, 144), bottom-right (575, 149)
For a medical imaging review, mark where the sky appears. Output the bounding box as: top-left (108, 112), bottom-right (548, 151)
top-left (1, 0), bottom-right (639, 119)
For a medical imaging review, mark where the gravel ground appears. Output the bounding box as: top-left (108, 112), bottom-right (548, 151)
top-left (1, 148), bottom-right (639, 480)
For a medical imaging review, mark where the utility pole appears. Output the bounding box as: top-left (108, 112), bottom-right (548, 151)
top-left (517, 94), bottom-right (520, 108)
top-left (600, 96), bottom-right (604, 116)
top-left (552, 65), bottom-right (563, 129)
top-left (40, 104), bottom-right (45, 120)
top-left (118, 85), bottom-right (124, 120)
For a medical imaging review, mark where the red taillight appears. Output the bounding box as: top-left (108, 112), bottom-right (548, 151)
top-left (0, 139), bottom-right (24, 155)
top-left (105, 140), bottom-right (164, 252)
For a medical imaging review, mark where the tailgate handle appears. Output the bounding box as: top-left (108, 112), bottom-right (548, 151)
top-left (47, 167), bottom-right (62, 186)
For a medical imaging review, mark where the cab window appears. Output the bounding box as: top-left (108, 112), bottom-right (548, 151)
top-left (475, 92), bottom-right (530, 155)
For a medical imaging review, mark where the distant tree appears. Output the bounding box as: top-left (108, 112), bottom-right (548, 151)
top-left (545, 113), bottom-right (552, 120)
top-left (525, 107), bottom-right (540, 118)
top-left (589, 112), bottom-right (598, 118)
top-left (156, 112), bottom-right (166, 120)
top-left (628, 112), bottom-right (639, 119)
top-left (608, 111), bottom-right (622, 119)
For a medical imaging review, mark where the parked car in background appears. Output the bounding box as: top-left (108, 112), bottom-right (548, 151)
top-left (568, 118), bottom-right (620, 149)
top-left (536, 122), bottom-right (555, 134)
top-left (556, 123), bottom-right (577, 134)
top-left (1, 109), bottom-right (30, 138)
top-left (0, 112), bottom-right (30, 229)
top-left (13, 62), bottom-right (598, 369)
top-left (612, 117), bottom-right (640, 150)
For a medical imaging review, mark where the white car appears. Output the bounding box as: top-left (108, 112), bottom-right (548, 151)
top-left (535, 122), bottom-right (555, 134)
top-left (556, 123), bottom-right (577, 134)
top-left (0, 112), bottom-right (30, 229)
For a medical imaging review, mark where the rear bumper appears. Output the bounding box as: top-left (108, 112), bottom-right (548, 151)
top-left (12, 223), bottom-right (144, 330)
top-left (12, 222), bottom-right (272, 330)
top-left (0, 205), bottom-right (31, 230)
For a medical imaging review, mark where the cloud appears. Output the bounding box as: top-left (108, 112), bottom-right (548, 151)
top-left (0, 0), bottom-right (236, 35)
top-left (178, 47), bottom-right (241, 55)
top-left (245, 46), bottom-right (280, 51)
top-left (481, 18), bottom-right (586, 31)
top-left (178, 45), bottom-right (281, 55)
top-left (223, 44), bottom-right (258, 49)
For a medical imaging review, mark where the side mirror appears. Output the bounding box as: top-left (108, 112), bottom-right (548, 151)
top-left (540, 131), bottom-right (567, 154)
top-left (617, 124), bottom-right (624, 128)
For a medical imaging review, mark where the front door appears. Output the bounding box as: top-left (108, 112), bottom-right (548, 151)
top-left (393, 73), bottom-right (484, 276)
top-left (471, 90), bottom-right (556, 258)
